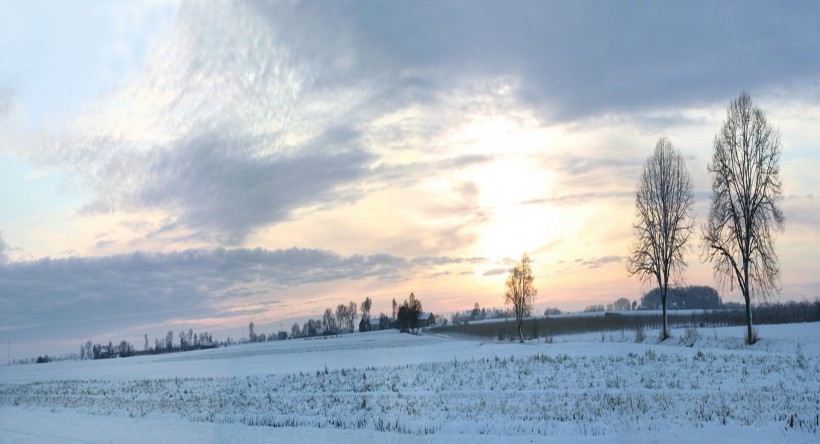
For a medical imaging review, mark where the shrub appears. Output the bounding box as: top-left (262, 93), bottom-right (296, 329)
top-left (635, 324), bottom-right (645, 343)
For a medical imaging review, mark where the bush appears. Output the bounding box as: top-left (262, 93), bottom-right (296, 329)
top-left (634, 324), bottom-right (645, 343)
top-left (681, 327), bottom-right (699, 347)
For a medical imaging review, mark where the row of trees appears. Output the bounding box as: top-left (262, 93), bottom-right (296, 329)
top-left (640, 286), bottom-right (723, 310)
top-left (286, 294), bottom-right (424, 339)
top-left (579, 286), bottom-right (722, 314)
top-left (627, 92), bottom-right (784, 344)
top-left (80, 329), bottom-right (217, 360)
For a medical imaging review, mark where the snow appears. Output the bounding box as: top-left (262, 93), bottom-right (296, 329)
top-left (1, 323), bottom-right (818, 443)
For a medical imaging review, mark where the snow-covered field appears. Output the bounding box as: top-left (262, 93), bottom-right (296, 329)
top-left (1, 323), bottom-right (818, 443)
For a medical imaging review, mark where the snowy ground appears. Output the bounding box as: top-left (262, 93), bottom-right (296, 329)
top-left (1, 323), bottom-right (818, 443)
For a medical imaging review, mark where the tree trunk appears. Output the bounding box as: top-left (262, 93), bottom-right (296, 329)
top-left (661, 286), bottom-right (669, 341)
top-left (517, 319), bottom-right (524, 343)
top-left (744, 290), bottom-right (754, 345)
top-left (743, 252), bottom-right (754, 345)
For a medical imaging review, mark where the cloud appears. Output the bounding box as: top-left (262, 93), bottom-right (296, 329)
top-left (0, 232), bottom-right (8, 264)
top-left (0, 89), bottom-right (12, 120)
top-left (309, 0), bottom-right (820, 120)
top-left (523, 191), bottom-right (634, 206)
top-left (0, 247), bottom-right (485, 342)
top-left (82, 128), bottom-right (374, 245)
top-left (9, 2), bottom-right (512, 246)
top-left (578, 255), bottom-right (624, 269)
top-left (8, 0), bottom-right (816, 251)
top-left (482, 268), bottom-right (509, 277)
top-left (411, 256), bottom-right (487, 267)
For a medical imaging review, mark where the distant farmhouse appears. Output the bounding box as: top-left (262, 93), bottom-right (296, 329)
top-left (417, 312), bottom-right (437, 327)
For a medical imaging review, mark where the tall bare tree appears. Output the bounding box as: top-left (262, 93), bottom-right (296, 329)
top-left (702, 92), bottom-right (784, 345)
top-left (348, 301), bottom-right (358, 332)
top-left (627, 136), bottom-right (694, 340)
top-left (504, 253), bottom-right (537, 343)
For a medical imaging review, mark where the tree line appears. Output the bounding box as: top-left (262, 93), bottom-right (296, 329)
top-left (77, 328), bottom-right (218, 361)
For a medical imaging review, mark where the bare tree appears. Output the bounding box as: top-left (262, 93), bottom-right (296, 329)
top-left (627, 136), bottom-right (694, 340)
top-left (248, 322), bottom-right (256, 342)
top-left (323, 307), bottom-right (336, 334)
top-left (504, 253), bottom-right (537, 343)
top-left (336, 304), bottom-right (350, 333)
top-left (360, 297), bottom-right (372, 332)
top-left (702, 92), bottom-right (784, 345)
top-left (348, 301), bottom-right (358, 332)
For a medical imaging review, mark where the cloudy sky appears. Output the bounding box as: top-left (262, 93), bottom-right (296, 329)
top-left (1, 0), bottom-right (819, 358)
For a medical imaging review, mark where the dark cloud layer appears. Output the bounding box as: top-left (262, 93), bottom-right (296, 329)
top-left (0, 247), bottom-right (480, 342)
top-left (313, 0), bottom-right (820, 119)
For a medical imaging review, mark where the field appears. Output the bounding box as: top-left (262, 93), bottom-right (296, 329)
top-left (1, 323), bottom-right (818, 443)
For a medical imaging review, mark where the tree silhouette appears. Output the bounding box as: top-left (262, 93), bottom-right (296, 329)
top-left (504, 254), bottom-right (537, 343)
top-left (627, 136), bottom-right (694, 340)
top-left (702, 92), bottom-right (784, 345)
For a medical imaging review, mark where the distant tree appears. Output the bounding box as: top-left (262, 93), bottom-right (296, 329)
top-left (632, 300), bottom-right (638, 310)
top-left (144, 334), bottom-right (149, 352)
top-left (304, 319), bottom-right (320, 337)
top-left (291, 322), bottom-right (301, 339)
top-left (627, 136), bottom-right (694, 341)
top-left (165, 330), bottom-right (174, 350)
top-left (408, 293), bottom-right (422, 332)
top-left (84, 340), bottom-right (93, 359)
top-left (396, 292), bottom-right (423, 333)
top-left (611, 298), bottom-right (631, 312)
top-left (702, 92), bottom-right (785, 345)
top-left (543, 307), bottom-right (561, 316)
top-left (359, 297), bottom-right (372, 332)
top-left (471, 303), bottom-right (481, 320)
top-left (179, 330), bottom-right (187, 349)
top-left (392, 298), bottom-right (397, 321)
top-left (397, 305), bottom-right (411, 332)
top-left (248, 322), bottom-right (256, 343)
top-left (641, 285), bottom-right (722, 310)
top-left (378, 313), bottom-right (390, 330)
top-left (118, 340), bottom-right (133, 357)
top-left (504, 253), bottom-right (538, 343)
top-left (323, 308), bottom-right (337, 334)
top-left (187, 329), bottom-right (194, 346)
top-left (348, 301), bottom-right (358, 332)
top-left (336, 304), bottom-right (349, 333)
top-left (584, 304), bottom-right (605, 313)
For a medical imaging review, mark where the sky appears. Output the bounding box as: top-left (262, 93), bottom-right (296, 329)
top-left (1, 0), bottom-right (819, 359)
